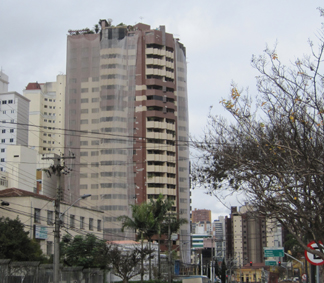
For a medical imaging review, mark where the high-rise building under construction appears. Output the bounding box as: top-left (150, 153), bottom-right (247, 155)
top-left (64, 20), bottom-right (190, 260)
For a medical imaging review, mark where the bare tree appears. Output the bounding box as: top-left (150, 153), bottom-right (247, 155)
top-left (192, 8), bottom-right (324, 259)
top-left (110, 244), bottom-right (151, 283)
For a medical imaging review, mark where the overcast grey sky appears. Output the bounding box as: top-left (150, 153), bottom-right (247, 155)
top-left (1, 0), bottom-right (323, 220)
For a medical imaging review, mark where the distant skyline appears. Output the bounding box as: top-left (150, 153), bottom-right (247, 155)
top-left (1, 0), bottom-right (323, 220)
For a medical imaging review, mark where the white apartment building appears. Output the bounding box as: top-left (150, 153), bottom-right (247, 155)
top-left (23, 75), bottom-right (66, 155)
top-left (0, 71), bottom-right (9, 93)
top-left (0, 91), bottom-right (30, 172)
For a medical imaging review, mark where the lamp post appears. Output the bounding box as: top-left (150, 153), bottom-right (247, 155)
top-left (53, 193), bottom-right (91, 283)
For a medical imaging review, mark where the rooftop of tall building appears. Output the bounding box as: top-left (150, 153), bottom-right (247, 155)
top-left (25, 82), bottom-right (42, 90)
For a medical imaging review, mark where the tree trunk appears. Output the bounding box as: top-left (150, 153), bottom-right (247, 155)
top-left (158, 225), bottom-right (161, 279)
top-left (149, 240), bottom-right (152, 280)
top-left (141, 232), bottom-right (144, 283)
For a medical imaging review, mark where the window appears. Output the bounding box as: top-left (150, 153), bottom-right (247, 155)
top-left (70, 215), bottom-right (75, 228)
top-left (1, 130), bottom-right (5, 133)
top-left (80, 217), bottom-right (85, 229)
top-left (8, 100), bottom-right (13, 104)
top-left (2, 111), bottom-right (6, 114)
top-left (11, 110), bottom-right (14, 113)
top-left (89, 218), bottom-right (94, 230)
top-left (34, 208), bottom-right (41, 223)
top-left (0, 149), bottom-right (4, 153)
top-left (9, 138), bottom-right (13, 143)
top-left (97, 220), bottom-right (102, 231)
top-left (0, 158), bottom-right (5, 162)
top-left (47, 241), bottom-right (53, 256)
top-left (10, 129), bottom-right (14, 133)
top-left (47, 211), bottom-right (53, 225)
top-left (2, 100), bottom-right (7, 104)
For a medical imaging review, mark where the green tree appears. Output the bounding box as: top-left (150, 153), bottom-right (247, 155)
top-left (0, 217), bottom-right (46, 262)
top-left (284, 234), bottom-right (304, 259)
top-left (119, 195), bottom-right (188, 281)
top-left (118, 202), bottom-right (155, 283)
top-left (60, 234), bottom-right (111, 269)
top-left (150, 194), bottom-right (173, 279)
top-left (192, 9), bottom-right (324, 259)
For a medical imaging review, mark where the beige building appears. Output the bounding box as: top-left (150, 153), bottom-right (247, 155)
top-left (228, 205), bottom-right (283, 266)
top-left (0, 188), bottom-right (104, 256)
top-left (23, 75), bottom-right (66, 156)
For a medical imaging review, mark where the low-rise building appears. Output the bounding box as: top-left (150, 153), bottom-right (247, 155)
top-left (0, 188), bottom-right (104, 257)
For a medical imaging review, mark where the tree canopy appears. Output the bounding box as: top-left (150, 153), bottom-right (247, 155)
top-left (0, 217), bottom-right (46, 262)
top-left (60, 234), bottom-right (110, 269)
top-left (192, 9), bottom-right (324, 259)
top-left (118, 194), bottom-right (188, 281)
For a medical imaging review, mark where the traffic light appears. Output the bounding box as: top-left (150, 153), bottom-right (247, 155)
top-left (250, 261), bottom-right (252, 266)
top-left (278, 261), bottom-right (281, 266)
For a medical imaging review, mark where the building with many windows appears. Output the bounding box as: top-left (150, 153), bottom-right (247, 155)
top-left (0, 91), bottom-right (29, 172)
top-left (213, 216), bottom-right (226, 259)
top-left (63, 21), bottom-right (190, 261)
top-left (23, 75), bottom-right (66, 155)
top-left (226, 205), bottom-right (283, 266)
top-left (192, 209), bottom-right (212, 223)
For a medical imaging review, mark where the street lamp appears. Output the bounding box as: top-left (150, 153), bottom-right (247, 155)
top-left (53, 194), bottom-right (91, 283)
top-left (60, 194), bottom-right (91, 218)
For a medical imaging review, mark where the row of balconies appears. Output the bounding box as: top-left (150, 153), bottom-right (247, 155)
top-left (146, 131), bottom-right (175, 140)
top-left (146, 165), bottom-right (176, 174)
top-left (145, 58), bottom-right (174, 69)
top-left (146, 143), bottom-right (176, 152)
top-left (145, 48), bottom-right (174, 59)
top-left (146, 187), bottom-right (177, 197)
top-left (145, 68), bottom-right (175, 79)
top-left (146, 121), bottom-right (175, 131)
top-left (146, 176), bottom-right (176, 185)
top-left (146, 153), bottom-right (176, 163)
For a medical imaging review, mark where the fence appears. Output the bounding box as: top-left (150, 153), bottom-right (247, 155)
top-left (0, 260), bottom-right (104, 283)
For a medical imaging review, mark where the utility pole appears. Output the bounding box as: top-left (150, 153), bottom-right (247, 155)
top-left (42, 154), bottom-right (74, 283)
top-left (168, 222), bottom-right (172, 283)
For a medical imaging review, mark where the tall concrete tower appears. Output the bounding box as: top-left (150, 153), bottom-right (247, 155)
top-left (64, 21), bottom-right (190, 261)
